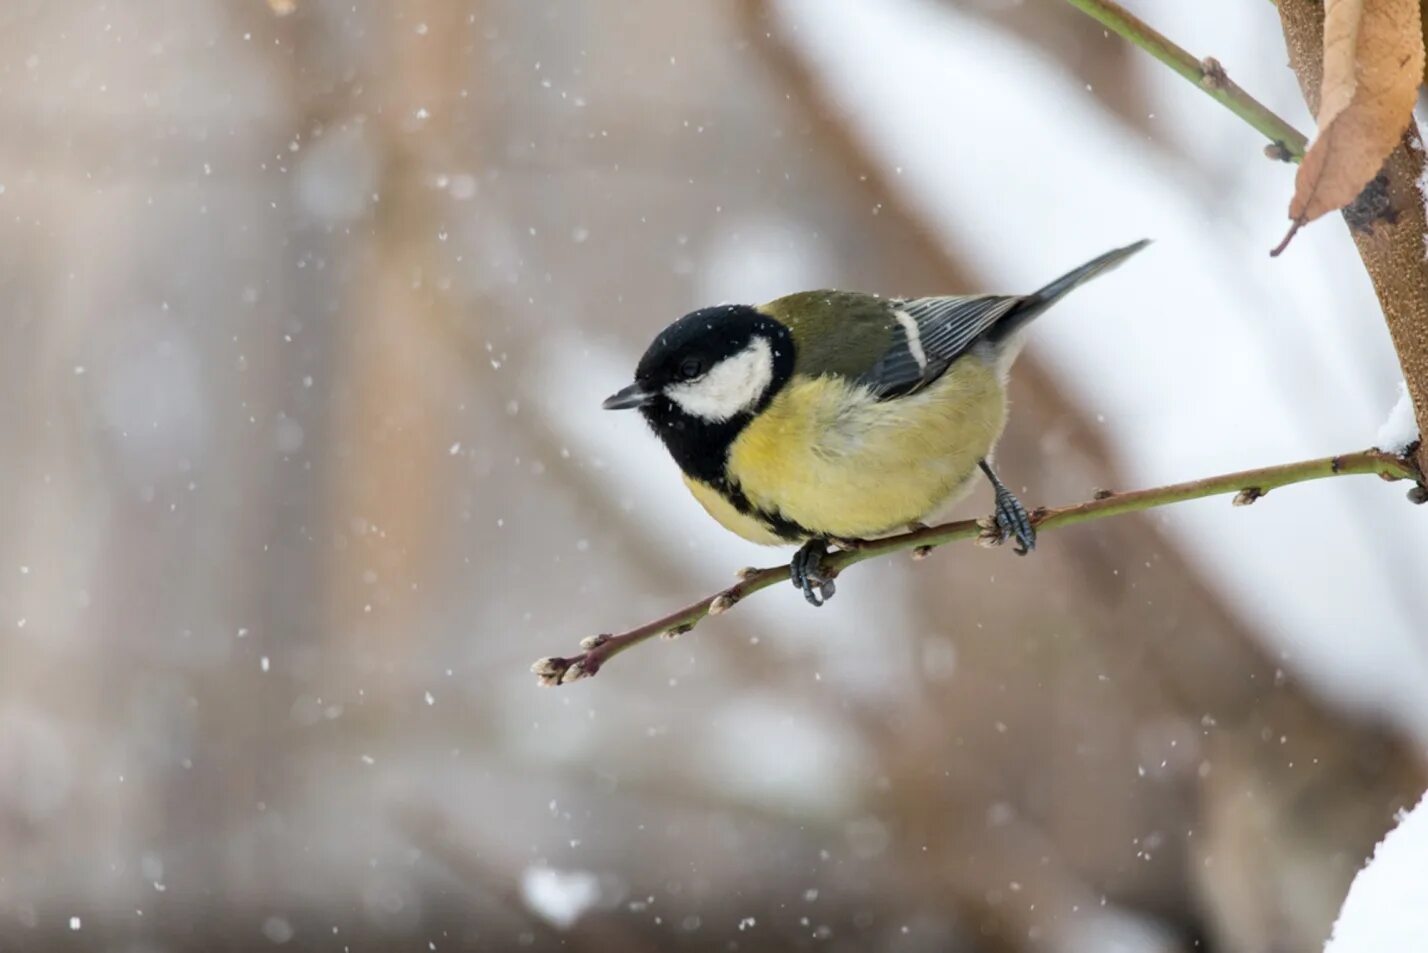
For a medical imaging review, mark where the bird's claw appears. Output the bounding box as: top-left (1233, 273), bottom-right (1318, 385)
top-left (992, 485), bottom-right (1036, 555)
top-left (790, 540), bottom-right (836, 606)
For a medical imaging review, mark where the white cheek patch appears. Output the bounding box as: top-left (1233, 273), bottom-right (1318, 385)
top-left (666, 336), bottom-right (774, 422)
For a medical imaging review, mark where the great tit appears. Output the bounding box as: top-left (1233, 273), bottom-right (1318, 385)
top-left (603, 240), bottom-right (1149, 605)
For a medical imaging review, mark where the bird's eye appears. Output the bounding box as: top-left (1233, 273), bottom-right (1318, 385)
top-left (678, 357), bottom-right (703, 380)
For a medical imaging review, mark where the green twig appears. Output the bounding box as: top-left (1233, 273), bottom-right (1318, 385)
top-left (1063, 0), bottom-right (1309, 161)
top-left (532, 448), bottom-right (1420, 685)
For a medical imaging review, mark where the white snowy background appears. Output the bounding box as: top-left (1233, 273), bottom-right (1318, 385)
top-left (0, 0), bottom-right (1424, 951)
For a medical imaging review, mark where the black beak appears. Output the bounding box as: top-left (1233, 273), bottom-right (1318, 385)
top-left (602, 382), bottom-right (655, 410)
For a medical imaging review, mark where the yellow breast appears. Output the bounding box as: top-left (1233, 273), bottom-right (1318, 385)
top-left (699, 356), bottom-right (1007, 542)
top-left (682, 474), bottom-right (790, 545)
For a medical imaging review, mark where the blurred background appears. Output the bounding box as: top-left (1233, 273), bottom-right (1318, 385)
top-left (1, 1), bottom-right (1426, 951)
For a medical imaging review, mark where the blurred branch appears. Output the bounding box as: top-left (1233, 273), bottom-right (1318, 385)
top-left (533, 448), bottom-right (1421, 685)
top-left (393, 802), bottom-right (659, 953)
top-left (1063, 0), bottom-right (1309, 160)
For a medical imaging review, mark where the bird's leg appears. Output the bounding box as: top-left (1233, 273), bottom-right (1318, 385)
top-left (979, 460), bottom-right (1036, 555)
top-left (790, 539), bottom-right (836, 607)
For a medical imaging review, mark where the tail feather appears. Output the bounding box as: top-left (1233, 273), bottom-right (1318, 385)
top-left (986, 239), bottom-right (1151, 345)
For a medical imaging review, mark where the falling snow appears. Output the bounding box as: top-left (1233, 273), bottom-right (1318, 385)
top-left (520, 867), bottom-right (601, 930)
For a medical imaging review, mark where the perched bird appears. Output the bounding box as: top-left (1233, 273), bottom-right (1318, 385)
top-left (603, 240), bottom-right (1149, 605)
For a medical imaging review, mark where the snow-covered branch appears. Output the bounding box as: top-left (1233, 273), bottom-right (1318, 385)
top-left (1324, 790), bottom-right (1428, 953)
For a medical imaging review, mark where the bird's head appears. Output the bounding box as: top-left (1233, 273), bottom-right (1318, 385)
top-left (603, 305), bottom-right (795, 427)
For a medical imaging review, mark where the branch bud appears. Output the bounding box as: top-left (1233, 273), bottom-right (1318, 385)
top-left (709, 592), bottom-right (737, 615)
top-left (1198, 56), bottom-right (1228, 91)
top-left (1232, 487), bottom-right (1265, 506)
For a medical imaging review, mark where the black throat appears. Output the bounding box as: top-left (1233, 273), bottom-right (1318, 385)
top-left (640, 399), bottom-right (753, 489)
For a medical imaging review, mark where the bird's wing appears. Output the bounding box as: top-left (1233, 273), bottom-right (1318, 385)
top-left (760, 290), bottom-right (1024, 399)
top-left (856, 294), bottom-right (1022, 398)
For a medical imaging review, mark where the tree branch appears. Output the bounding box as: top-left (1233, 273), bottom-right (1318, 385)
top-left (1063, 0), bottom-right (1309, 160)
top-left (1272, 0), bottom-right (1428, 485)
top-left (532, 448), bottom-right (1421, 686)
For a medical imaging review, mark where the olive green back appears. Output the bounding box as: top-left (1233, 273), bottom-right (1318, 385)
top-left (757, 291), bottom-right (898, 382)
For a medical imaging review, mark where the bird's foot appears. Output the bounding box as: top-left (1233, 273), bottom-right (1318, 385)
top-left (992, 484), bottom-right (1036, 555)
top-left (790, 539), bottom-right (836, 607)
top-left (978, 459), bottom-right (1036, 555)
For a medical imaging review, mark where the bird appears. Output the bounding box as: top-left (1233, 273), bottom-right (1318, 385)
top-left (602, 240), bottom-right (1149, 606)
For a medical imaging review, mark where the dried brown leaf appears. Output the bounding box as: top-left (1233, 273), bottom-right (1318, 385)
top-left (1289, 0), bottom-right (1424, 227)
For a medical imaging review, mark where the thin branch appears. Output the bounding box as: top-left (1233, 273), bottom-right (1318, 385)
top-left (1272, 0), bottom-right (1428, 482)
top-left (532, 448), bottom-right (1421, 686)
top-left (1063, 0), bottom-right (1309, 161)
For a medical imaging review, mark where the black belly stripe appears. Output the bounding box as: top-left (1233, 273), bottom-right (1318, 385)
top-left (718, 479), bottom-right (815, 542)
